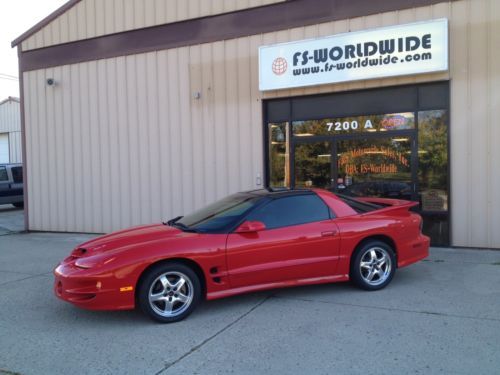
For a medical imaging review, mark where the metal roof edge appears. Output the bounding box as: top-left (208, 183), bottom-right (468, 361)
top-left (11, 0), bottom-right (82, 48)
top-left (0, 97), bottom-right (21, 106)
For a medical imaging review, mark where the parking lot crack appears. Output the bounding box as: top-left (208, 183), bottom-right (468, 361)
top-left (0, 269), bottom-right (35, 276)
top-left (0, 272), bottom-right (52, 287)
top-left (154, 294), bottom-right (272, 375)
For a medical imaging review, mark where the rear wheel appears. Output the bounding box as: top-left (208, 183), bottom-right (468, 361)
top-left (138, 262), bottom-right (201, 323)
top-left (350, 240), bottom-right (395, 291)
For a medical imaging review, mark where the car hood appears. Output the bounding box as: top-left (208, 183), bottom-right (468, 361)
top-left (76, 223), bottom-right (192, 255)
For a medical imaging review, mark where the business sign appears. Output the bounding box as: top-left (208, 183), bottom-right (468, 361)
top-left (259, 19), bottom-right (448, 91)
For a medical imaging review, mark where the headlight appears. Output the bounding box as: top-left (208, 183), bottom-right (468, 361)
top-left (75, 256), bottom-right (116, 269)
top-left (75, 259), bottom-right (94, 269)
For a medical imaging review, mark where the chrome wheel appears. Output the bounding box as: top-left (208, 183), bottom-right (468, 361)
top-left (359, 247), bottom-right (392, 286)
top-left (148, 271), bottom-right (194, 318)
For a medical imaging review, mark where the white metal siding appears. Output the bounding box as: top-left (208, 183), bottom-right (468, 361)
top-left (8, 132), bottom-right (22, 163)
top-left (22, 0), bottom-right (500, 248)
top-left (0, 134), bottom-right (9, 163)
top-left (0, 100), bottom-right (21, 133)
top-left (21, 0), bottom-right (286, 51)
top-left (0, 100), bottom-right (22, 163)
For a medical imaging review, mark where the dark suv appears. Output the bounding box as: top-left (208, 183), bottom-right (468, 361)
top-left (0, 164), bottom-right (23, 208)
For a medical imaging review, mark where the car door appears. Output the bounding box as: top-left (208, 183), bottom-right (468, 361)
top-left (225, 193), bottom-right (341, 289)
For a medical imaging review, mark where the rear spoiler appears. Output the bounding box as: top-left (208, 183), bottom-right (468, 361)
top-left (355, 197), bottom-right (419, 215)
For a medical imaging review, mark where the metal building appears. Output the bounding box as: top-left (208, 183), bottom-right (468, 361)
top-left (11, 0), bottom-right (500, 248)
top-left (0, 97), bottom-right (22, 164)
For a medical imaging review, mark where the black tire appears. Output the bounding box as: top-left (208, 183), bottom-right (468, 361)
top-left (138, 262), bottom-right (202, 323)
top-left (12, 202), bottom-right (24, 208)
top-left (350, 240), bottom-right (396, 291)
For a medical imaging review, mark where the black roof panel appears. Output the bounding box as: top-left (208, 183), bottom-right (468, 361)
top-left (244, 188), bottom-right (314, 198)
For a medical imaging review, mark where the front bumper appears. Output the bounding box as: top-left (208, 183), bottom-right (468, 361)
top-left (54, 263), bottom-right (135, 311)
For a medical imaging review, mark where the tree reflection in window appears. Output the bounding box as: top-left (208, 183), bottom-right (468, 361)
top-left (295, 142), bottom-right (331, 189)
top-left (418, 110), bottom-right (448, 212)
top-left (268, 123), bottom-right (290, 187)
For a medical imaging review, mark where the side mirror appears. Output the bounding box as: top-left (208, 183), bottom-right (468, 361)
top-left (235, 220), bottom-right (266, 233)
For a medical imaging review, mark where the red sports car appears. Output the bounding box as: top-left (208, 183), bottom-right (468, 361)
top-left (54, 188), bottom-right (429, 323)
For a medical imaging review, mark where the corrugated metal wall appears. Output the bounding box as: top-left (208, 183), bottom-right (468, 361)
top-left (22, 0), bottom-right (500, 247)
top-left (0, 99), bottom-right (22, 163)
top-left (21, 0), bottom-right (286, 51)
top-left (449, 0), bottom-right (500, 248)
top-left (7, 132), bottom-right (22, 163)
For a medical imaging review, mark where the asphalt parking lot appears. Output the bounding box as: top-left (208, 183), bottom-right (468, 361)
top-left (0, 224), bottom-right (500, 374)
top-left (0, 205), bottom-right (24, 235)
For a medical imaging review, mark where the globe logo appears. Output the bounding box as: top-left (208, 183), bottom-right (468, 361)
top-left (272, 57), bottom-right (287, 75)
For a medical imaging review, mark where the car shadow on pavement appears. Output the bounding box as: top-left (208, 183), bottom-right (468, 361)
top-left (46, 268), bottom-right (423, 325)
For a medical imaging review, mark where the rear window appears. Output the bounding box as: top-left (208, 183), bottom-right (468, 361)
top-left (0, 166), bottom-right (7, 181)
top-left (338, 194), bottom-right (383, 214)
top-left (11, 166), bottom-right (22, 183)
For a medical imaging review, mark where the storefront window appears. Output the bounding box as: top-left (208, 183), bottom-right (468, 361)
top-left (418, 110), bottom-right (449, 245)
top-left (336, 137), bottom-right (413, 200)
top-left (268, 122), bottom-right (290, 187)
top-left (293, 113), bottom-right (414, 136)
top-left (295, 142), bottom-right (331, 189)
top-left (265, 83), bottom-right (450, 246)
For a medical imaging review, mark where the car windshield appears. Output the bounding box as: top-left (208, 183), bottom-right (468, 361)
top-left (175, 193), bottom-right (261, 233)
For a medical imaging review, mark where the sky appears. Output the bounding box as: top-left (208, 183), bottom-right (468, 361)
top-left (0, 0), bottom-right (67, 100)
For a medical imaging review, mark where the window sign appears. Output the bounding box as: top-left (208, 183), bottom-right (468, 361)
top-left (293, 113), bottom-right (414, 136)
top-left (259, 19), bottom-right (448, 91)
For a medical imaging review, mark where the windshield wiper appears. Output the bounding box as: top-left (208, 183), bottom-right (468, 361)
top-left (164, 217), bottom-right (197, 233)
top-left (163, 216), bottom-right (183, 226)
top-left (171, 222), bottom-right (198, 233)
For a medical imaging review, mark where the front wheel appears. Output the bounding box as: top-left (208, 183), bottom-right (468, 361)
top-left (350, 241), bottom-right (396, 291)
top-left (138, 262), bottom-right (201, 323)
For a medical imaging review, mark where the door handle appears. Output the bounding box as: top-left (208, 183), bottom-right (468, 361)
top-left (321, 230), bottom-right (337, 237)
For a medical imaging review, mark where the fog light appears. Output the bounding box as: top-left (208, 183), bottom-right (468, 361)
top-left (96, 281), bottom-right (102, 289)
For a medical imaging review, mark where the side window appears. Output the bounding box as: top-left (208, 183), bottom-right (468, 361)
top-left (247, 194), bottom-right (330, 230)
top-left (11, 167), bottom-right (23, 183)
top-left (0, 166), bottom-right (8, 181)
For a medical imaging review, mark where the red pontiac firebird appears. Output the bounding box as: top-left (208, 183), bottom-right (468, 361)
top-left (54, 188), bottom-right (429, 323)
